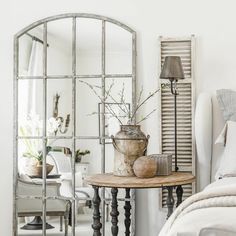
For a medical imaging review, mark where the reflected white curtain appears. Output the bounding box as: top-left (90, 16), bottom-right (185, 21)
top-left (19, 40), bottom-right (43, 120)
top-left (27, 40), bottom-right (43, 114)
top-left (18, 40), bottom-right (43, 174)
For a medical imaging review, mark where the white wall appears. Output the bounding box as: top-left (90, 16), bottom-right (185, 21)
top-left (2, 0), bottom-right (236, 235)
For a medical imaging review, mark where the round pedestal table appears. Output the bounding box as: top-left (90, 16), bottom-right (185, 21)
top-left (86, 172), bottom-right (195, 236)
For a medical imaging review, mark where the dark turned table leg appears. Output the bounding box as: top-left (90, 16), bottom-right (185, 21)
top-left (124, 188), bottom-right (131, 236)
top-left (92, 186), bottom-right (102, 236)
top-left (176, 185), bottom-right (183, 207)
top-left (111, 188), bottom-right (119, 236)
top-left (166, 186), bottom-right (175, 219)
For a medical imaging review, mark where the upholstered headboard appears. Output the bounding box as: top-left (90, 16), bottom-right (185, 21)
top-left (195, 92), bottom-right (225, 191)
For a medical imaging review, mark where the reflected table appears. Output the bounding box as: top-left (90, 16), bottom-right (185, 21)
top-left (86, 172), bottom-right (195, 236)
top-left (21, 175), bottom-right (62, 231)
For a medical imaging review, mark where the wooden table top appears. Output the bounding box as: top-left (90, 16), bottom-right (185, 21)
top-left (85, 172), bottom-right (195, 189)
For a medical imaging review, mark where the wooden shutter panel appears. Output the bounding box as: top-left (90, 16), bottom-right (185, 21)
top-left (159, 36), bottom-right (196, 208)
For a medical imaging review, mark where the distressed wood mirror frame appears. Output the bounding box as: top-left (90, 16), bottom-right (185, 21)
top-left (13, 13), bottom-right (137, 236)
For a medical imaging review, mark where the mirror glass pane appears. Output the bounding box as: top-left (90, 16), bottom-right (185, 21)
top-left (18, 138), bottom-right (43, 178)
top-left (76, 18), bottom-right (102, 75)
top-left (105, 22), bottom-right (132, 75)
top-left (47, 19), bottom-right (73, 76)
top-left (18, 79), bottom-right (43, 137)
top-left (46, 138), bottom-right (72, 182)
top-left (75, 139), bottom-right (101, 235)
top-left (47, 79), bottom-right (72, 137)
top-left (18, 26), bottom-right (44, 77)
top-left (17, 200), bottom-right (43, 235)
top-left (76, 77), bottom-right (102, 137)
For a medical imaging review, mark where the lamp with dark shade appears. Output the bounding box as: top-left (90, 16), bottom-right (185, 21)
top-left (160, 56), bottom-right (185, 172)
top-left (160, 56), bottom-right (185, 80)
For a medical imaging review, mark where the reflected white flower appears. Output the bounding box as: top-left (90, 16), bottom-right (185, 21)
top-left (47, 117), bottom-right (60, 135)
top-left (19, 111), bottom-right (61, 161)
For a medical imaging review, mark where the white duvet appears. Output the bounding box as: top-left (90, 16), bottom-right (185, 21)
top-left (159, 177), bottom-right (236, 236)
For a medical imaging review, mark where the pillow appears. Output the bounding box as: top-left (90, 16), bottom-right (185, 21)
top-left (215, 121), bottom-right (236, 179)
top-left (215, 122), bottom-right (228, 146)
top-left (216, 89), bottom-right (236, 121)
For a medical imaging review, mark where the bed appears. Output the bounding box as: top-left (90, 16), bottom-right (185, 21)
top-left (159, 90), bottom-right (236, 236)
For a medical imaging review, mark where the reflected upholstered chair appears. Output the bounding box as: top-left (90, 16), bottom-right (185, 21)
top-left (49, 151), bottom-right (111, 222)
top-left (17, 174), bottom-right (70, 235)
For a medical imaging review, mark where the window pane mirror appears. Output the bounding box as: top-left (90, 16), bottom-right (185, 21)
top-left (14, 13), bottom-right (136, 236)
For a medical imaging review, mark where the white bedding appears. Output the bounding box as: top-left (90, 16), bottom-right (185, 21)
top-left (159, 177), bottom-right (236, 236)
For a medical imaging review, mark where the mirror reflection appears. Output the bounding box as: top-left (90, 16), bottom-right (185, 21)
top-left (76, 77), bottom-right (102, 137)
top-left (105, 22), bottom-right (132, 75)
top-left (18, 26), bottom-right (44, 77)
top-left (47, 19), bottom-right (73, 76)
top-left (76, 18), bottom-right (102, 75)
top-left (16, 15), bottom-right (135, 236)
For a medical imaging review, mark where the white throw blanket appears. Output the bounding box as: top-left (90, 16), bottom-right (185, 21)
top-left (159, 182), bottom-right (236, 236)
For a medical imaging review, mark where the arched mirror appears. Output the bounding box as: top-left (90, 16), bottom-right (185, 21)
top-left (14, 14), bottom-right (136, 236)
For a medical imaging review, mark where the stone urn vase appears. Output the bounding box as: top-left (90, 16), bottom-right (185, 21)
top-left (112, 125), bottom-right (149, 176)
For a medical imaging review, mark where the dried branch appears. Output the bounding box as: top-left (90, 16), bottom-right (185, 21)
top-left (130, 88), bottom-right (160, 123)
top-left (86, 111), bottom-right (98, 116)
top-left (79, 79), bottom-right (129, 123)
top-left (118, 82), bottom-right (130, 116)
top-left (78, 80), bottom-right (103, 101)
top-left (104, 90), bottom-right (128, 115)
top-left (88, 104), bottom-right (123, 124)
top-left (118, 83), bottom-right (125, 103)
top-left (136, 108), bottom-right (157, 124)
top-left (105, 104), bottom-right (123, 124)
top-left (79, 79), bottom-right (159, 125)
top-left (105, 80), bottom-right (115, 100)
top-left (137, 86), bottom-right (144, 107)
